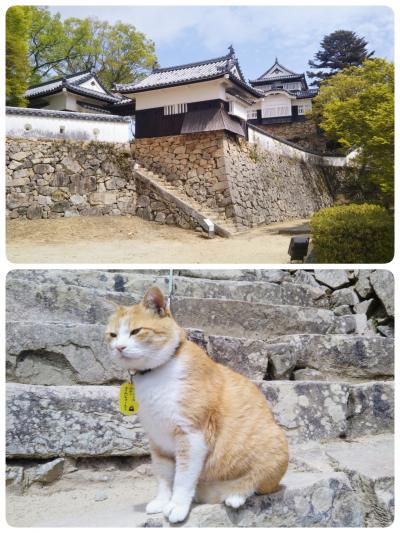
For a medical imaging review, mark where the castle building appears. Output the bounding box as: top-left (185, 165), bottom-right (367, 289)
top-left (115, 46), bottom-right (263, 139)
top-left (248, 59), bottom-right (318, 125)
top-left (25, 69), bottom-right (133, 116)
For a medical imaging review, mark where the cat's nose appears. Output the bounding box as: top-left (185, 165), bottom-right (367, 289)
top-left (116, 345), bottom-right (127, 353)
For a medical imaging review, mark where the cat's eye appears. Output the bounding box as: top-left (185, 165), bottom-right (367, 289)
top-left (109, 332), bottom-right (117, 338)
top-left (130, 328), bottom-right (142, 336)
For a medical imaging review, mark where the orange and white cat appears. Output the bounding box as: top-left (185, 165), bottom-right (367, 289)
top-left (106, 287), bottom-right (288, 523)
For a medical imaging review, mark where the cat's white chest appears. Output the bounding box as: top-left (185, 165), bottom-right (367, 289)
top-left (135, 357), bottom-right (187, 455)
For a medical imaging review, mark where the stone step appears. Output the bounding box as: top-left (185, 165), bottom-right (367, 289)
top-left (6, 434), bottom-right (393, 527)
top-left (6, 321), bottom-right (392, 385)
top-left (6, 381), bottom-right (393, 459)
top-left (6, 277), bottom-right (368, 336)
top-left (6, 269), bottom-right (329, 309)
top-left (135, 165), bottom-right (242, 234)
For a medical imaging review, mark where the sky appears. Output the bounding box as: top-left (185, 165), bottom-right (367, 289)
top-left (49, 5), bottom-right (394, 81)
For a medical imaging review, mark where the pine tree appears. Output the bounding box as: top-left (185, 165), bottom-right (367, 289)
top-left (307, 30), bottom-right (374, 87)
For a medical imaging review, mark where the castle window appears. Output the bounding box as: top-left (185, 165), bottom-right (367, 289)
top-left (247, 109), bottom-right (258, 119)
top-left (298, 103), bottom-right (312, 115)
top-left (164, 103), bottom-right (188, 115)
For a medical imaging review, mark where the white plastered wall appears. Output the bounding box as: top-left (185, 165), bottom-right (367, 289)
top-left (133, 79), bottom-right (227, 110)
top-left (6, 112), bottom-right (130, 143)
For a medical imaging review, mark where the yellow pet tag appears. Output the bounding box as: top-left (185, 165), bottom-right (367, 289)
top-left (119, 382), bottom-right (139, 415)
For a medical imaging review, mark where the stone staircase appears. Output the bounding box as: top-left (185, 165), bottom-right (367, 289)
top-left (133, 163), bottom-right (244, 237)
top-left (6, 269), bottom-right (394, 527)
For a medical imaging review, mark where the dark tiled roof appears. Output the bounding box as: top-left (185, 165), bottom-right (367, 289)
top-left (26, 70), bottom-right (124, 104)
top-left (116, 48), bottom-right (263, 98)
top-left (181, 107), bottom-right (246, 137)
top-left (295, 90), bottom-right (318, 98)
top-left (250, 73), bottom-right (304, 84)
top-left (6, 106), bottom-right (130, 122)
top-left (250, 59), bottom-right (302, 83)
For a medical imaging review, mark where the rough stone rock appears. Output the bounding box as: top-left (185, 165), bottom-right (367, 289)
top-left (6, 321), bottom-right (125, 385)
top-left (354, 298), bottom-right (376, 316)
top-left (377, 324), bottom-right (394, 338)
top-left (173, 299), bottom-right (342, 339)
top-left (206, 335), bottom-right (268, 380)
top-left (27, 458), bottom-right (65, 485)
top-left (333, 305), bottom-right (352, 316)
top-left (264, 334), bottom-right (393, 381)
top-left (6, 383), bottom-right (149, 458)
top-left (369, 271), bottom-right (394, 317)
top-left (290, 270), bottom-right (322, 289)
top-left (33, 163), bottom-right (54, 175)
top-left (346, 382), bottom-right (394, 437)
top-left (60, 157), bottom-right (82, 174)
top-left (185, 472), bottom-right (363, 527)
top-left (314, 270), bottom-right (349, 289)
top-left (26, 205), bottom-right (43, 220)
top-left (323, 435), bottom-right (394, 526)
top-left (11, 151), bottom-right (29, 162)
top-left (260, 381), bottom-right (348, 442)
top-left (354, 270), bottom-right (373, 298)
top-left (330, 288), bottom-right (359, 307)
top-left (293, 369), bottom-right (326, 381)
top-left (6, 465), bottom-right (24, 492)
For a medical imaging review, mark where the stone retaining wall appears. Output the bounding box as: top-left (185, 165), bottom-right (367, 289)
top-left (131, 132), bottom-right (232, 215)
top-left (6, 137), bottom-right (202, 229)
top-left (223, 134), bottom-right (333, 226)
top-left (6, 138), bottom-right (136, 219)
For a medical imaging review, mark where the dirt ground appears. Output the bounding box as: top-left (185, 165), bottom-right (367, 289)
top-left (7, 463), bottom-right (159, 527)
top-left (6, 216), bottom-right (310, 264)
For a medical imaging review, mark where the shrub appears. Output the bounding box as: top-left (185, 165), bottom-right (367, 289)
top-left (310, 203), bottom-right (394, 263)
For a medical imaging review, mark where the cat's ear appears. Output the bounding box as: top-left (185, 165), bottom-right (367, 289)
top-left (143, 287), bottom-right (167, 316)
top-left (105, 299), bottom-right (125, 313)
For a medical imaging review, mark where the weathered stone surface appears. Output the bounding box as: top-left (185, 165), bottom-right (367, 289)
top-left (354, 298), bottom-right (375, 315)
top-left (173, 299), bottom-right (343, 338)
top-left (323, 435), bottom-right (394, 526)
top-left (27, 458), bottom-right (65, 485)
top-left (6, 466), bottom-right (24, 492)
top-left (370, 270), bottom-right (394, 317)
top-left (314, 270), bottom-right (349, 289)
top-left (6, 383), bottom-right (148, 458)
top-left (6, 139), bottom-right (136, 220)
top-left (330, 288), bottom-right (359, 307)
top-left (346, 382), bottom-right (394, 437)
top-left (26, 205), bottom-right (43, 220)
top-left (185, 472), bottom-right (363, 527)
top-left (260, 381), bottom-right (348, 442)
top-left (354, 270), bottom-right (373, 298)
top-left (206, 335), bottom-right (268, 380)
top-left (266, 334), bottom-right (393, 381)
top-left (6, 322), bottom-right (125, 385)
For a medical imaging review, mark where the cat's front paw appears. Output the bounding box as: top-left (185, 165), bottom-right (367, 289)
top-left (146, 498), bottom-right (170, 514)
top-left (163, 500), bottom-right (191, 523)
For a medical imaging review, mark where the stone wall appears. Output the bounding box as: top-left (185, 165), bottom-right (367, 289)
top-left (6, 137), bottom-right (204, 229)
top-left (6, 138), bottom-right (136, 219)
top-left (132, 131), bottom-right (334, 227)
top-left (223, 134), bottom-right (332, 226)
top-left (257, 119), bottom-right (327, 153)
top-left (132, 131), bottom-right (232, 215)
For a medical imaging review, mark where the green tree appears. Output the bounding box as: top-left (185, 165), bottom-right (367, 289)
top-left (6, 6), bottom-right (32, 106)
top-left (28, 8), bottom-right (157, 88)
top-left (307, 30), bottom-right (374, 87)
top-left (312, 58), bottom-right (394, 196)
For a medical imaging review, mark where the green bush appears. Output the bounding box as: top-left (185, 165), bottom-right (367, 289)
top-left (310, 203), bottom-right (394, 263)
